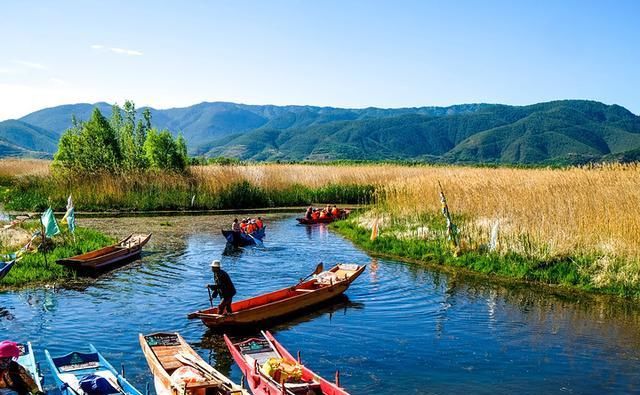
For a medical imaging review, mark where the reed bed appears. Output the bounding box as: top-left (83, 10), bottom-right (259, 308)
top-left (1, 159), bottom-right (639, 293)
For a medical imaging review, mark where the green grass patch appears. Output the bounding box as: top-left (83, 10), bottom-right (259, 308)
top-left (332, 218), bottom-right (640, 298)
top-left (0, 227), bottom-right (115, 288)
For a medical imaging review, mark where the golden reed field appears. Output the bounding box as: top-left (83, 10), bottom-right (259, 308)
top-left (1, 159), bottom-right (639, 287)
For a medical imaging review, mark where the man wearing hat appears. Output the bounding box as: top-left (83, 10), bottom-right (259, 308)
top-left (207, 260), bottom-right (236, 315)
top-left (0, 341), bottom-right (43, 395)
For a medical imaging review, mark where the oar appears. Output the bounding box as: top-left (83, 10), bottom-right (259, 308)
top-left (206, 285), bottom-right (214, 308)
top-left (295, 262), bottom-right (323, 287)
top-left (246, 232), bottom-right (263, 247)
top-left (175, 353), bottom-right (233, 386)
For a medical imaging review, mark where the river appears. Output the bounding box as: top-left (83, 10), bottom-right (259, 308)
top-left (2, 213), bottom-right (640, 394)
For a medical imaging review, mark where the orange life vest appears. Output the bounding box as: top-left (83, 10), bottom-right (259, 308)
top-left (256, 219), bottom-right (263, 229)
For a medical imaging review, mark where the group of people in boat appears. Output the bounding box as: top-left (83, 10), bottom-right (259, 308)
top-left (0, 341), bottom-right (42, 395)
top-left (304, 205), bottom-right (347, 221)
top-left (231, 217), bottom-right (264, 235)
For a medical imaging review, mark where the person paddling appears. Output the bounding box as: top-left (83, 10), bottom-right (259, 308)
top-left (207, 260), bottom-right (236, 315)
top-left (0, 341), bottom-right (43, 395)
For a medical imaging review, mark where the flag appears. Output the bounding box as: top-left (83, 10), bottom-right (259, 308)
top-left (438, 182), bottom-right (459, 251)
top-left (61, 195), bottom-right (76, 233)
top-left (370, 218), bottom-right (379, 241)
top-left (41, 208), bottom-right (60, 238)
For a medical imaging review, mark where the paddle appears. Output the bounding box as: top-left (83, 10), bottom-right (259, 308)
top-left (295, 262), bottom-right (323, 287)
top-left (206, 285), bottom-right (214, 308)
top-left (175, 352), bottom-right (234, 386)
top-left (246, 232), bottom-right (263, 247)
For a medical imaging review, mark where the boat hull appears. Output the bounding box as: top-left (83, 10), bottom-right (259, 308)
top-left (0, 259), bottom-right (16, 281)
top-left (17, 342), bottom-right (43, 392)
top-left (225, 331), bottom-right (349, 395)
top-left (189, 264), bottom-right (365, 328)
top-left (56, 233), bottom-right (151, 272)
top-left (222, 227), bottom-right (265, 247)
top-left (139, 332), bottom-right (247, 395)
top-left (45, 344), bottom-right (142, 395)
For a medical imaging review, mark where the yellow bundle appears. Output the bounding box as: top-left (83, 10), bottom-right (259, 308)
top-left (261, 357), bottom-right (303, 383)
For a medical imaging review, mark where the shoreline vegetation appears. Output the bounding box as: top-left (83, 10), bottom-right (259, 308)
top-left (0, 224), bottom-right (115, 288)
top-left (1, 158), bottom-right (639, 297)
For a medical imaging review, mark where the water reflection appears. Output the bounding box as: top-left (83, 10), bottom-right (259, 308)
top-left (1, 214), bottom-right (640, 394)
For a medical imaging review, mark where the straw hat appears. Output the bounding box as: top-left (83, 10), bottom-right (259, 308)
top-left (210, 260), bottom-right (221, 268)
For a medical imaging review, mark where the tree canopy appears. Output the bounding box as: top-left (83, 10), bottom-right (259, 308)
top-left (53, 101), bottom-right (188, 173)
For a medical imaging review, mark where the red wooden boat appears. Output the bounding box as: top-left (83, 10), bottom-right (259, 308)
top-left (224, 331), bottom-right (349, 395)
top-left (187, 264), bottom-right (365, 328)
top-left (56, 233), bottom-right (151, 271)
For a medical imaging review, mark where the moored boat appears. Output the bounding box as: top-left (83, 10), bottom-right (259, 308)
top-left (139, 332), bottom-right (248, 395)
top-left (224, 331), bottom-right (349, 395)
top-left (188, 263), bottom-right (365, 328)
top-left (0, 258), bottom-right (17, 281)
top-left (45, 344), bottom-right (142, 395)
top-left (222, 226), bottom-right (266, 247)
top-left (17, 342), bottom-right (43, 392)
top-left (56, 233), bottom-right (151, 272)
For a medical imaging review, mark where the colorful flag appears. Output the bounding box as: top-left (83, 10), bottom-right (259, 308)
top-left (61, 195), bottom-right (76, 233)
top-left (370, 218), bottom-right (379, 241)
top-left (438, 182), bottom-right (459, 251)
top-left (41, 208), bottom-right (60, 238)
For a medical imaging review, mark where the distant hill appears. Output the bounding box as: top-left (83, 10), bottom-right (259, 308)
top-left (1, 99), bottom-right (639, 164)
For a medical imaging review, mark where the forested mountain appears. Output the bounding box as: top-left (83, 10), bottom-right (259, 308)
top-left (1, 99), bottom-right (639, 164)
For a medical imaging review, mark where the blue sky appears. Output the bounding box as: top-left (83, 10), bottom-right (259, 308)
top-left (1, 1), bottom-right (638, 120)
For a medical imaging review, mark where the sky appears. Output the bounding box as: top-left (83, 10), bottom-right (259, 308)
top-left (1, 0), bottom-right (639, 120)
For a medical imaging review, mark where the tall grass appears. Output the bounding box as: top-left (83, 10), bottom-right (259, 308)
top-left (1, 159), bottom-right (639, 293)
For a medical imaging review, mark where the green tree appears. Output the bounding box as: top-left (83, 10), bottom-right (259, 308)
top-left (54, 108), bottom-right (121, 172)
top-left (144, 129), bottom-right (187, 171)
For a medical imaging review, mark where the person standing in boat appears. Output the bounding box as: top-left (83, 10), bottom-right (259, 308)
top-left (0, 341), bottom-right (43, 395)
top-left (231, 218), bottom-right (241, 233)
top-left (207, 260), bottom-right (236, 315)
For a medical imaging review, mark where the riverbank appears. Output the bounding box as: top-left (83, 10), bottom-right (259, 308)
top-left (332, 217), bottom-right (640, 298)
top-left (0, 226), bottom-right (115, 288)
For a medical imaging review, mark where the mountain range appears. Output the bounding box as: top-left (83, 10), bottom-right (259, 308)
top-left (1, 99), bottom-right (639, 164)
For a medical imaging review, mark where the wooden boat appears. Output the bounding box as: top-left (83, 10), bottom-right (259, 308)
top-left (56, 233), bottom-right (151, 271)
top-left (188, 264), bottom-right (365, 328)
top-left (222, 227), bottom-right (266, 247)
top-left (0, 258), bottom-right (17, 281)
top-left (17, 342), bottom-right (44, 392)
top-left (45, 344), bottom-right (142, 395)
top-left (296, 210), bottom-right (349, 225)
top-left (139, 332), bottom-right (248, 395)
top-left (224, 331), bottom-right (349, 395)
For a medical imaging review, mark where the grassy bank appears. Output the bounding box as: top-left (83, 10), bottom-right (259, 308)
top-left (1, 226), bottom-right (115, 287)
top-left (333, 218), bottom-right (640, 297)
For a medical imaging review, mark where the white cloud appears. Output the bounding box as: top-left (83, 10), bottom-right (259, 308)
top-left (13, 60), bottom-right (47, 70)
top-left (0, 68), bottom-right (14, 74)
top-left (90, 44), bottom-right (143, 56)
top-left (109, 47), bottom-right (143, 56)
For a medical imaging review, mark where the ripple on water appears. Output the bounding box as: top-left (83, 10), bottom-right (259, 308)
top-left (2, 214), bottom-right (640, 394)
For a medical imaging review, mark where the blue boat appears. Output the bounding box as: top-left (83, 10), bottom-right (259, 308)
top-left (17, 342), bottom-right (43, 392)
top-left (0, 255), bottom-right (17, 281)
top-left (45, 344), bottom-right (143, 395)
top-left (222, 226), bottom-right (266, 247)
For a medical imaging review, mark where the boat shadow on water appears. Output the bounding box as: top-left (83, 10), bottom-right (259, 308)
top-left (196, 295), bottom-right (363, 377)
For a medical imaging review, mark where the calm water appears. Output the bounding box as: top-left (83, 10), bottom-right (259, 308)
top-left (2, 214), bottom-right (640, 394)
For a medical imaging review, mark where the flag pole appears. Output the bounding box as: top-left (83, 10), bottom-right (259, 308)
top-left (40, 220), bottom-right (48, 267)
